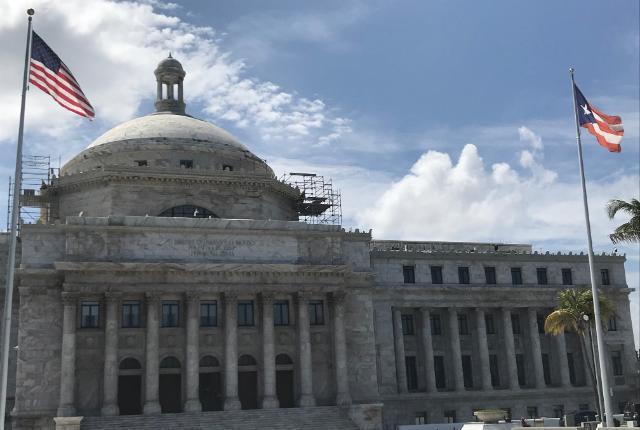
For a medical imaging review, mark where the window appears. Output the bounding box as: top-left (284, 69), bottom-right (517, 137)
top-left (458, 314), bottom-right (469, 335)
top-left (537, 312), bottom-right (546, 334)
top-left (222, 164), bottom-right (234, 172)
top-left (161, 301), bottom-right (179, 327)
top-left (552, 405), bottom-right (565, 419)
top-left (527, 406), bottom-right (538, 419)
top-left (401, 314), bottom-right (415, 335)
top-left (274, 301), bottom-right (289, 326)
top-left (159, 205), bottom-right (218, 218)
top-left (489, 354), bottom-right (500, 387)
top-left (134, 160), bottom-right (148, 166)
top-left (180, 159), bottom-right (193, 169)
top-left (561, 268), bottom-right (573, 285)
top-left (434, 355), bottom-right (446, 389)
top-left (462, 355), bottom-right (473, 388)
top-left (608, 316), bottom-right (617, 331)
top-left (237, 301), bottom-right (254, 326)
top-left (405, 356), bottom-right (418, 391)
top-left (511, 267), bottom-right (523, 285)
top-left (200, 301), bottom-right (217, 327)
top-left (511, 313), bottom-right (521, 334)
top-left (415, 413), bottom-right (427, 425)
top-left (430, 266), bottom-right (443, 284)
top-left (485, 313), bottom-right (495, 334)
top-left (485, 267), bottom-right (497, 284)
top-left (578, 403), bottom-right (589, 411)
top-left (542, 353), bottom-right (551, 386)
top-left (81, 301), bottom-right (100, 328)
top-left (516, 354), bottom-right (526, 386)
top-left (122, 301), bottom-right (140, 328)
top-left (309, 301), bottom-right (324, 325)
top-left (601, 269), bottom-right (610, 285)
top-left (567, 353), bottom-right (576, 385)
top-left (444, 410), bottom-right (456, 424)
top-left (536, 268), bottom-right (548, 285)
top-left (611, 351), bottom-right (623, 376)
top-left (458, 266), bottom-right (470, 284)
top-left (403, 265), bottom-right (416, 284)
top-left (431, 314), bottom-right (442, 335)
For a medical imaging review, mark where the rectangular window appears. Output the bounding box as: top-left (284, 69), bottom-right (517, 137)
top-left (536, 268), bottom-right (548, 285)
top-left (511, 313), bottom-right (521, 334)
top-left (542, 353), bottom-right (551, 386)
top-left (401, 314), bottom-right (415, 335)
top-left (608, 316), bottom-right (618, 331)
top-left (237, 301), bottom-right (254, 326)
top-left (458, 314), bottom-right (469, 335)
top-left (134, 160), bottom-right (148, 167)
top-left (309, 301), bottom-right (324, 325)
top-left (562, 268), bottom-right (573, 285)
top-left (434, 355), bottom-right (446, 389)
top-left (458, 266), bottom-right (470, 284)
top-left (274, 301), bottom-right (290, 326)
top-left (180, 159), bottom-right (193, 168)
top-left (403, 265), bottom-right (416, 284)
top-left (485, 266), bottom-right (497, 284)
top-left (511, 267), bottom-right (523, 285)
top-left (161, 301), bottom-right (179, 327)
top-left (489, 354), bottom-right (500, 387)
top-left (462, 355), bottom-right (473, 388)
top-left (552, 405), bottom-right (565, 419)
top-left (485, 313), bottom-right (495, 334)
top-left (415, 413), bottom-right (427, 425)
top-left (430, 266), bottom-right (443, 284)
top-left (81, 301), bottom-right (100, 328)
top-left (516, 353), bottom-right (526, 386)
top-left (601, 269), bottom-right (610, 285)
top-left (527, 406), bottom-right (538, 419)
top-left (200, 301), bottom-right (217, 327)
top-left (567, 353), bottom-right (576, 385)
top-left (405, 356), bottom-right (418, 391)
top-left (537, 312), bottom-right (546, 334)
top-left (121, 300), bottom-right (140, 328)
top-left (431, 314), bottom-right (442, 335)
top-left (612, 351), bottom-right (623, 376)
top-left (444, 410), bottom-right (456, 424)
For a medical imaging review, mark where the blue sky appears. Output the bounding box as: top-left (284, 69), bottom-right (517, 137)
top-left (0, 0), bottom-right (638, 338)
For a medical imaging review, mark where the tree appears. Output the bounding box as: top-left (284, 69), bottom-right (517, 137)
top-left (606, 198), bottom-right (640, 244)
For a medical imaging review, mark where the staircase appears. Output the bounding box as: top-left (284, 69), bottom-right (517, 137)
top-left (80, 406), bottom-right (360, 430)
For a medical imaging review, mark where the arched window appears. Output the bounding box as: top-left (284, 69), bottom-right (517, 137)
top-left (275, 354), bottom-right (293, 365)
top-left (159, 205), bottom-right (218, 218)
top-left (119, 357), bottom-right (142, 370)
top-left (160, 356), bottom-right (181, 369)
top-left (199, 356), bottom-right (220, 368)
top-left (238, 355), bottom-right (257, 366)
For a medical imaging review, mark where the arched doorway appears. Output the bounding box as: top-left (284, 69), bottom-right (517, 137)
top-left (275, 354), bottom-right (295, 408)
top-left (159, 356), bottom-right (182, 413)
top-left (118, 357), bottom-right (142, 415)
top-left (238, 354), bottom-right (258, 410)
top-left (199, 355), bottom-right (223, 411)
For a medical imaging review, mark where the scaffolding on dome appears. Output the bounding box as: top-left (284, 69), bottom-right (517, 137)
top-left (280, 172), bottom-right (342, 225)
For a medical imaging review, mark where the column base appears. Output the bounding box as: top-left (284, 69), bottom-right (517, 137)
top-left (224, 397), bottom-right (241, 411)
top-left (298, 394), bottom-right (316, 407)
top-left (336, 393), bottom-right (352, 407)
top-left (100, 403), bottom-right (119, 416)
top-left (261, 395), bottom-right (279, 409)
top-left (184, 398), bottom-right (202, 412)
top-left (143, 401), bottom-right (161, 415)
top-left (53, 417), bottom-right (83, 430)
top-left (56, 404), bottom-right (76, 418)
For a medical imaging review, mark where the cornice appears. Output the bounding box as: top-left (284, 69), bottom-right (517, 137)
top-left (371, 249), bottom-right (626, 263)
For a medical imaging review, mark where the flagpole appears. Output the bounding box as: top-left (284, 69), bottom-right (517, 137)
top-left (569, 67), bottom-right (615, 428)
top-left (0, 9), bottom-right (34, 430)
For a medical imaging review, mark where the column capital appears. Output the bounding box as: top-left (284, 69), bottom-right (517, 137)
top-left (144, 292), bottom-right (160, 305)
top-left (185, 292), bottom-right (200, 303)
top-left (105, 291), bottom-right (122, 303)
top-left (223, 291), bottom-right (239, 302)
top-left (330, 291), bottom-right (347, 305)
top-left (261, 292), bottom-right (276, 304)
top-left (297, 291), bottom-right (313, 303)
top-left (61, 292), bottom-right (78, 306)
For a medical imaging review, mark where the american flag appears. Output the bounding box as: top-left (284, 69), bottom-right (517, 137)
top-left (29, 31), bottom-right (95, 119)
top-left (574, 84), bottom-right (623, 152)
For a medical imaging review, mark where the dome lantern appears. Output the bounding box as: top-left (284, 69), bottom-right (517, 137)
top-left (154, 53), bottom-right (186, 115)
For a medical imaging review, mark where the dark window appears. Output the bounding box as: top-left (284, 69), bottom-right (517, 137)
top-left (612, 351), bottom-right (623, 376)
top-left (485, 267), bottom-right (497, 284)
top-left (405, 356), bottom-right (418, 391)
top-left (401, 314), bottom-right (415, 335)
top-left (159, 205), bottom-right (218, 218)
top-left (601, 269), bottom-right (610, 285)
top-left (434, 355), bottom-right (446, 389)
top-left (237, 301), bottom-right (254, 326)
top-left (134, 160), bottom-right (148, 166)
top-left (81, 301), bottom-right (99, 328)
top-left (275, 354), bottom-right (293, 365)
top-left (536, 268), bottom-right (548, 285)
top-left (431, 314), bottom-right (442, 335)
top-left (222, 164), bottom-right (234, 171)
top-left (238, 355), bottom-right (257, 366)
top-left (444, 410), bottom-right (456, 423)
top-left (485, 313), bottom-right (495, 334)
top-left (578, 403), bottom-right (589, 411)
top-left (552, 405), bottom-right (565, 419)
top-left (415, 413), bottom-right (427, 425)
top-left (562, 268), bottom-right (573, 285)
top-left (567, 353), bottom-right (576, 385)
top-left (511, 267), bottom-right (523, 285)
top-left (309, 301), bottom-right (324, 325)
top-left (122, 301), bottom-right (140, 328)
top-left (160, 356), bottom-right (181, 369)
top-left (274, 301), bottom-right (289, 326)
top-left (430, 266), bottom-right (443, 284)
top-left (200, 301), bottom-right (217, 327)
top-left (458, 267), bottom-right (470, 284)
top-left (180, 159), bottom-right (193, 168)
top-left (511, 313), bottom-right (521, 334)
top-left (516, 354), bottom-right (526, 386)
top-left (503, 408), bottom-right (512, 420)
top-left (458, 314), bottom-right (469, 335)
top-left (608, 316), bottom-right (617, 331)
top-left (120, 357), bottom-right (142, 370)
top-left (161, 301), bottom-right (179, 327)
top-left (527, 406), bottom-right (538, 419)
top-left (462, 355), bottom-right (473, 388)
top-left (542, 353), bottom-right (551, 385)
top-left (489, 354), bottom-right (500, 387)
top-left (537, 313), bottom-right (546, 334)
top-left (200, 356), bottom-right (220, 368)
top-left (403, 265), bottom-right (416, 284)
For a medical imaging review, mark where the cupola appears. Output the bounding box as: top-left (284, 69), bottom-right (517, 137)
top-left (154, 53), bottom-right (186, 115)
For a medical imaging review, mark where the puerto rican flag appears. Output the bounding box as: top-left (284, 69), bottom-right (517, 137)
top-left (574, 84), bottom-right (623, 152)
top-left (29, 31), bottom-right (95, 119)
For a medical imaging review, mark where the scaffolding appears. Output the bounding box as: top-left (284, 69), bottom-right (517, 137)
top-left (280, 172), bottom-right (342, 225)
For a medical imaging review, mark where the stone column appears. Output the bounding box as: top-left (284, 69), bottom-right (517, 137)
top-left (555, 332), bottom-right (572, 387)
top-left (475, 308), bottom-right (492, 391)
top-left (184, 293), bottom-right (202, 412)
top-left (143, 293), bottom-right (161, 414)
top-left (297, 292), bottom-right (316, 406)
top-left (261, 293), bottom-right (278, 409)
top-left (502, 308), bottom-right (520, 390)
top-left (392, 308), bottom-right (408, 393)
top-left (57, 292), bottom-right (78, 417)
top-left (419, 308), bottom-right (437, 392)
top-left (332, 291), bottom-right (351, 406)
top-left (447, 308), bottom-right (465, 391)
top-left (527, 308), bottom-right (546, 388)
top-left (101, 292), bottom-right (120, 416)
top-left (224, 293), bottom-right (241, 410)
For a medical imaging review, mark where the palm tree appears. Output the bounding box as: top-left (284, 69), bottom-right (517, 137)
top-left (545, 287), bottom-right (615, 419)
top-left (606, 198), bottom-right (640, 244)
